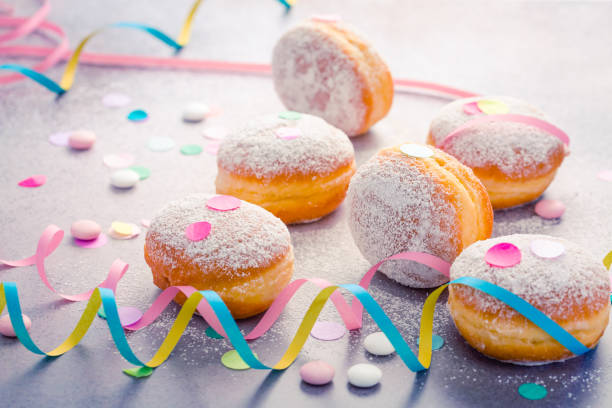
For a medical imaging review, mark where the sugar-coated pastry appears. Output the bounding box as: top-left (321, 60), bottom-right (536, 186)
top-left (448, 234), bottom-right (610, 364)
top-left (144, 194), bottom-right (294, 319)
top-left (272, 18), bottom-right (393, 137)
top-left (347, 143), bottom-right (493, 288)
top-left (427, 96), bottom-right (567, 209)
top-left (215, 113), bottom-right (356, 224)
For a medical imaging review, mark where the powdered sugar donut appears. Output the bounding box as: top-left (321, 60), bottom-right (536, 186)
top-left (347, 143), bottom-right (493, 288)
top-left (272, 19), bottom-right (393, 137)
top-left (427, 96), bottom-right (567, 209)
top-left (215, 113), bottom-right (356, 224)
top-left (144, 194), bottom-right (293, 319)
top-left (448, 234), bottom-right (610, 364)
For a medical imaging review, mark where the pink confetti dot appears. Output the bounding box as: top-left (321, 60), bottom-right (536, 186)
top-left (206, 195), bottom-right (241, 212)
top-left (204, 141), bottom-right (221, 155)
top-left (0, 313), bottom-right (31, 337)
top-left (185, 221), bottom-right (212, 242)
top-left (18, 175), bottom-right (46, 187)
top-left (463, 101), bottom-right (482, 115)
top-left (310, 321), bottom-right (346, 341)
top-left (103, 153), bottom-right (135, 169)
top-left (485, 242), bottom-right (522, 268)
top-left (118, 306), bottom-right (143, 327)
top-left (102, 93), bottom-right (131, 107)
top-left (534, 199), bottom-right (565, 219)
top-left (74, 233), bottom-right (108, 249)
top-left (202, 126), bottom-right (228, 141)
top-left (597, 170), bottom-right (612, 182)
top-left (276, 127), bottom-right (301, 140)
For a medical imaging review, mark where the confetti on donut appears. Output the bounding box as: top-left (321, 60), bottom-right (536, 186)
top-left (462, 101), bottom-right (482, 115)
top-left (476, 99), bottom-right (509, 114)
top-left (184, 221), bottom-right (212, 242)
top-left (399, 143), bottom-right (434, 158)
top-left (275, 126), bottom-right (301, 140)
top-left (206, 195), bottom-right (241, 212)
top-left (485, 242), bottom-right (522, 268)
top-left (530, 239), bottom-right (565, 259)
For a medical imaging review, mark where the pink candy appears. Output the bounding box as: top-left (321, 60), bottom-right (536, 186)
top-left (0, 313), bottom-right (31, 337)
top-left (300, 360), bottom-right (335, 385)
top-left (68, 130), bottom-right (96, 150)
top-left (485, 242), bottom-right (522, 268)
top-left (70, 219), bottom-right (102, 241)
top-left (534, 199), bottom-right (565, 219)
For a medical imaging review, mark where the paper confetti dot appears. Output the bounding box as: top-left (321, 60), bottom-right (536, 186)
top-left (278, 111), bottom-right (302, 120)
top-left (102, 93), bottom-right (131, 107)
top-left (310, 321), bottom-right (346, 341)
top-left (97, 307), bottom-right (106, 319)
top-left (400, 144), bottom-right (434, 158)
top-left (206, 326), bottom-right (224, 339)
top-left (111, 222), bottom-right (133, 236)
top-left (204, 141), bottom-right (221, 155)
top-left (597, 170), bottom-right (612, 182)
top-left (109, 223), bottom-right (140, 240)
top-left (48, 131), bottom-right (70, 146)
top-left (530, 239), bottom-right (565, 259)
top-left (518, 383), bottom-right (547, 400)
top-left (118, 306), bottom-right (143, 327)
top-left (534, 199), bottom-right (565, 219)
top-left (180, 144), bottom-right (203, 155)
top-left (0, 313), bottom-right (31, 337)
top-left (603, 251), bottom-right (612, 271)
top-left (202, 126), bottom-right (228, 140)
top-left (74, 233), bottom-right (108, 249)
top-left (221, 350), bottom-right (256, 370)
top-left (140, 219), bottom-right (151, 228)
top-left (477, 99), bottom-right (509, 115)
top-left (127, 109), bottom-right (148, 122)
top-left (185, 221), bottom-right (212, 242)
top-left (128, 165), bottom-right (151, 180)
top-left (417, 334), bottom-right (445, 350)
top-left (206, 195), bottom-right (241, 212)
top-left (18, 175), bottom-right (46, 187)
top-left (485, 242), bottom-right (522, 268)
top-left (364, 331), bottom-right (395, 356)
top-left (123, 366), bottom-right (154, 378)
top-left (300, 360), bottom-right (335, 385)
top-left (103, 153), bottom-right (135, 169)
top-left (462, 101), bottom-right (482, 115)
top-left (147, 137), bottom-right (175, 152)
top-left (275, 127), bottom-right (301, 140)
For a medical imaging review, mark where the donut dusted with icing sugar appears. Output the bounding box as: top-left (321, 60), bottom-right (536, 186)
top-left (272, 18), bottom-right (393, 137)
top-left (347, 143), bottom-right (493, 288)
top-left (144, 194), bottom-right (294, 319)
top-left (427, 96), bottom-right (567, 209)
top-left (215, 113), bottom-right (356, 224)
top-left (448, 234), bottom-right (610, 364)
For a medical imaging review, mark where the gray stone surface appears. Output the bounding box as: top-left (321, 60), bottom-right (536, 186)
top-left (1, 0), bottom-right (612, 407)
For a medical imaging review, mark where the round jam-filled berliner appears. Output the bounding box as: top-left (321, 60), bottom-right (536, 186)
top-left (144, 194), bottom-right (294, 319)
top-left (427, 96), bottom-right (568, 209)
top-left (347, 143), bottom-right (493, 288)
top-left (215, 112), bottom-right (356, 224)
top-left (272, 18), bottom-right (393, 137)
top-left (448, 234), bottom-right (610, 364)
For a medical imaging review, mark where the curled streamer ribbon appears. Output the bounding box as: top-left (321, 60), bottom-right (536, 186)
top-left (0, 230), bottom-right (596, 374)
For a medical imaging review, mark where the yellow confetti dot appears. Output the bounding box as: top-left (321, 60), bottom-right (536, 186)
top-left (111, 221), bottom-right (133, 236)
top-left (477, 99), bottom-right (509, 115)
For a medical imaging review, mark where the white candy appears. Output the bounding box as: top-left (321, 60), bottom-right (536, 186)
top-left (363, 332), bottom-right (395, 356)
top-left (110, 169), bottom-right (139, 189)
top-left (182, 102), bottom-right (210, 122)
top-left (347, 364), bottom-right (382, 388)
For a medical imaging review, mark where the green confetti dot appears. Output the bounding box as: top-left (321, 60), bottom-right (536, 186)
top-left (221, 350), bottom-right (257, 370)
top-left (417, 334), bottom-right (445, 350)
top-left (129, 165), bottom-right (151, 180)
top-left (123, 366), bottom-right (154, 378)
top-left (206, 326), bottom-right (224, 339)
top-left (278, 110), bottom-right (302, 120)
top-left (127, 109), bottom-right (148, 122)
top-left (518, 383), bottom-right (547, 400)
top-left (180, 144), bottom-right (203, 155)
top-left (97, 306), bottom-right (106, 319)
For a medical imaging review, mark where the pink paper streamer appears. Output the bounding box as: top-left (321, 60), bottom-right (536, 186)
top-left (439, 114), bottom-right (570, 149)
top-left (0, 225), bottom-right (127, 301)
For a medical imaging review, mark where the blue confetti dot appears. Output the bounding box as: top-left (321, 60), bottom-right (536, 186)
top-left (128, 109), bottom-right (148, 122)
top-left (417, 334), bottom-right (445, 350)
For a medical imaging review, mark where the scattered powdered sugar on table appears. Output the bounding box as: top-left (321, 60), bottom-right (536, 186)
top-left (429, 96), bottom-right (564, 178)
top-left (145, 194), bottom-right (291, 275)
top-left (346, 150), bottom-right (458, 288)
top-left (272, 21), bottom-right (368, 136)
top-left (217, 113), bottom-right (354, 181)
top-left (450, 234), bottom-right (609, 319)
